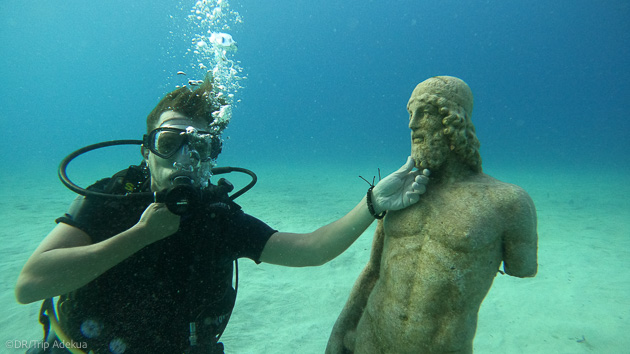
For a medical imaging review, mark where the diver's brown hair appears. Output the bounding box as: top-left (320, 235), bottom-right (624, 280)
top-left (146, 77), bottom-right (226, 133)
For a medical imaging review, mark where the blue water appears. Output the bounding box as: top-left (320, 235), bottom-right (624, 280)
top-left (1, 0), bottom-right (628, 175)
top-left (1, 1), bottom-right (629, 352)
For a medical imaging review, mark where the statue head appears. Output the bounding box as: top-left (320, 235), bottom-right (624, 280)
top-left (407, 76), bottom-right (482, 172)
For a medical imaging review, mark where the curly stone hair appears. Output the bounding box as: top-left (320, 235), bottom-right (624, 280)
top-left (410, 91), bottom-right (482, 172)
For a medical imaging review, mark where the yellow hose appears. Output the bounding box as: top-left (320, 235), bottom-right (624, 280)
top-left (47, 300), bottom-right (88, 354)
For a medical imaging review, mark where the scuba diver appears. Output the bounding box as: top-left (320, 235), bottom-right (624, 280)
top-left (15, 77), bottom-right (430, 353)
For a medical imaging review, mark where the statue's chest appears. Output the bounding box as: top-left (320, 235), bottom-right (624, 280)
top-left (383, 188), bottom-right (500, 252)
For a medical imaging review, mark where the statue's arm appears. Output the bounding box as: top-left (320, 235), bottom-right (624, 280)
top-left (502, 187), bottom-right (538, 277)
top-left (326, 220), bottom-right (385, 354)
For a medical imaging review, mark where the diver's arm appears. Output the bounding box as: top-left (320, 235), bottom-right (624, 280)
top-left (260, 195), bottom-right (374, 266)
top-left (260, 157), bottom-right (428, 267)
top-left (15, 203), bottom-right (179, 304)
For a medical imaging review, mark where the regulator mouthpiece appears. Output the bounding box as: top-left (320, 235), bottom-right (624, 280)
top-left (159, 176), bottom-right (200, 215)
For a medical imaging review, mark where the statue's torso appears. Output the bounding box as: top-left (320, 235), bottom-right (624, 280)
top-left (362, 174), bottom-right (523, 352)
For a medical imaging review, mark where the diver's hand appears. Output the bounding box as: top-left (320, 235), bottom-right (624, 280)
top-left (371, 156), bottom-right (430, 213)
top-left (135, 203), bottom-right (181, 243)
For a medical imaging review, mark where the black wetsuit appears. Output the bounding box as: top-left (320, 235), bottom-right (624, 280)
top-left (49, 175), bottom-right (276, 353)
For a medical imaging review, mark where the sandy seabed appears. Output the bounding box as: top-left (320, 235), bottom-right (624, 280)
top-left (1, 161), bottom-right (628, 353)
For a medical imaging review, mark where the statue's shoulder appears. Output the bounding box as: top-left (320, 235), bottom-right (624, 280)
top-left (481, 174), bottom-right (535, 210)
top-left (469, 173), bottom-right (534, 205)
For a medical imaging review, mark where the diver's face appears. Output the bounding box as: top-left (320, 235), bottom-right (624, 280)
top-left (408, 100), bottom-right (450, 170)
top-left (144, 111), bottom-right (211, 192)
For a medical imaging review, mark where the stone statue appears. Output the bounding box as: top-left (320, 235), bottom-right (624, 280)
top-left (326, 76), bottom-right (538, 354)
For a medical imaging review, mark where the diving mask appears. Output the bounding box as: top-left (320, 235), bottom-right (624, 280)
top-left (143, 126), bottom-right (221, 161)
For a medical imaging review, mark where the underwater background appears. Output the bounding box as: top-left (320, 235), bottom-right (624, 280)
top-left (1, 0), bottom-right (629, 353)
